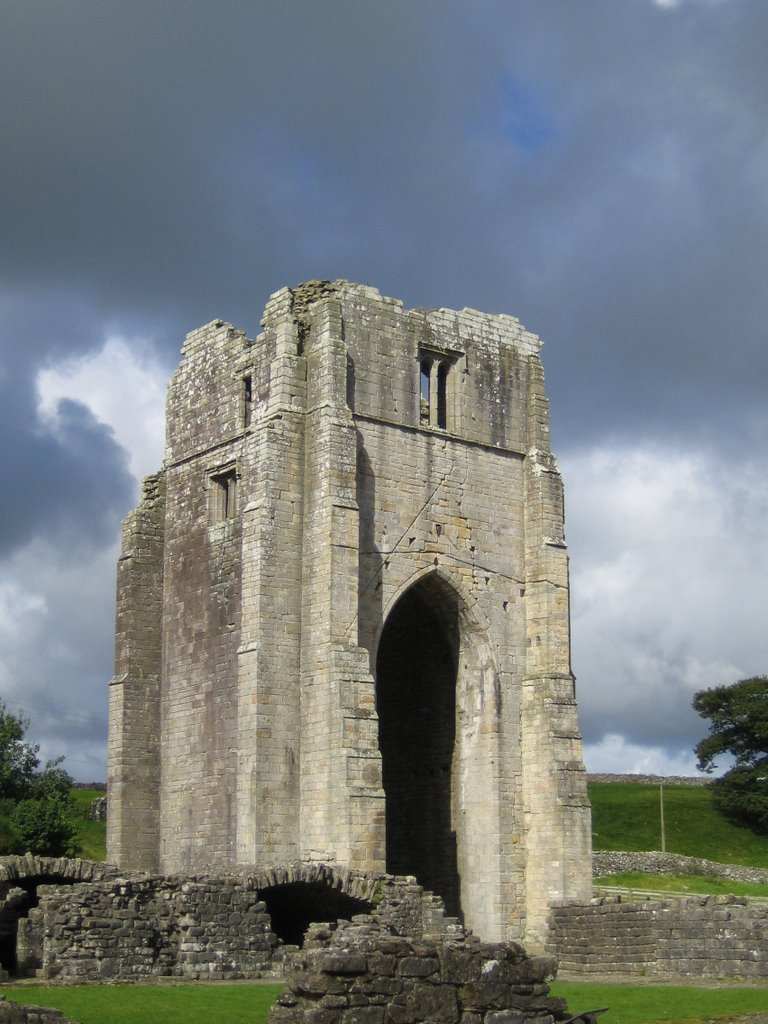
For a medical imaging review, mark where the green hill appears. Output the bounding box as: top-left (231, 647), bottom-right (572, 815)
top-left (589, 780), bottom-right (768, 869)
top-left (7, 781), bottom-right (767, 874)
top-left (69, 787), bottom-right (106, 861)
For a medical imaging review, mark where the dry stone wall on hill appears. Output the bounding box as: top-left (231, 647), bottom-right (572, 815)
top-left (586, 774), bottom-right (708, 786)
top-left (593, 851), bottom-right (768, 885)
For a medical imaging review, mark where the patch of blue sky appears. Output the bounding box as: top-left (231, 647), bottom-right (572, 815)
top-left (499, 74), bottom-right (559, 154)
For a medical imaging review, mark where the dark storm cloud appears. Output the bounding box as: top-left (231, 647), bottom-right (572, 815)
top-left (0, 390), bottom-right (132, 555)
top-left (0, 287), bottom-right (134, 556)
top-left (1, 0), bottom-right (767, 773)
top-left (3, 1), bottom-right (766, 417)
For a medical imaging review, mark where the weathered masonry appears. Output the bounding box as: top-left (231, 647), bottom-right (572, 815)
top-left (107, 280), bottom-right (591, 948)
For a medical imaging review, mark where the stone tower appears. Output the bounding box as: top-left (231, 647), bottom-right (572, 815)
top-left (107, 280), bottom-right (591, 948)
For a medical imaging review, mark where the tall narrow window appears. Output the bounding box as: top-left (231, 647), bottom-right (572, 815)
top-left (211, 469), bottom-right (238, 522)
top-left (436, 361), bottom-right (448, 429)
top-left (420, 359), bottom-right (432, 424)
top-left (243, 374), bottom-right (253, 427)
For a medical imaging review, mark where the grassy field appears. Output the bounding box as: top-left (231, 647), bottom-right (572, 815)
top-left (589, 781), bottom-right (768, 868)
top-left (4, 981), bottom-right (767, 1024)
top-left (595, 871), bottom-right (768, 898)
top-left (551, 981), bottom-right (768, 1024)
top-left (1, 984), bottom-right (284, 1024)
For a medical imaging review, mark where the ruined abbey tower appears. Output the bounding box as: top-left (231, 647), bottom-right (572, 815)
top-left (107, 280), bottom-right (591, 947)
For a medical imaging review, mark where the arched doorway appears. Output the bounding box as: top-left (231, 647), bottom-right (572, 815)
top-left (259, 882), bottom-right (372, 947)
top-left (375, 574), bottom-right (461, 917)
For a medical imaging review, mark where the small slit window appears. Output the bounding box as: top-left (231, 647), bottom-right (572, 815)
top-left (211, 469), bottom-right (238, 522)
top-left (420, 359), bottom-right (432, 424)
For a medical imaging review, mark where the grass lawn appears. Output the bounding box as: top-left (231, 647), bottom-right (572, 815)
top-left (595, 872), bottom-right (768, 899)
top-left (5, 982), bottom-right (767, 1024)
top-left (589, 782), bottom-right (768, 868)
top-left (551, 982), bottom-right (768, 1024)
top-left (2, 983), bottom-right (285, 1024)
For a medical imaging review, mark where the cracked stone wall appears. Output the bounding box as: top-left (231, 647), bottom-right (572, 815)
top-left (107, 281), bottom-right (592, 948)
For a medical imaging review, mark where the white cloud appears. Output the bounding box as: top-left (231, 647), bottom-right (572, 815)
top-left (562, 442), bottom-right (768, 767)
top-left (0, 581), bottom-right (46, 634)
top-left (37, 336), bottom-right (169, 481)
top-left (8, 334), bottom-right (173, 779)
top-left (652, 0), bottom-right (728, 8)
top-left (0, 536), bottom-right (117, 779)
top-left (584, 733), bottom-right (703, 776)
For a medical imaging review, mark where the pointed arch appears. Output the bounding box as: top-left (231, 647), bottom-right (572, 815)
top-left (373, 566), bottom-right (503, 933)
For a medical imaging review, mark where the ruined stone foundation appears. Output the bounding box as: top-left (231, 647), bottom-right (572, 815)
top-left (107, 280), bottom-right (592, 949)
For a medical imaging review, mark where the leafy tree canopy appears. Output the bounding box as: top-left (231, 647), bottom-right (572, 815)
top-left (0, 703), bottom-right (40, 801)
top-left (0, 702), bottom-right (79, 855)
top-left (693, 675), bottom-right (768, 833)
top-left (9, 794), bottom-right (79, 857)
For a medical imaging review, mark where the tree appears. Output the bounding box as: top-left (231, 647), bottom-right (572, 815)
top-left (0, 702), bottom-right (79, 856)
top-left (9, 794), bottom-right (79, 857)
top-left (0, 704), bottom-right (40, 801)
top-left (693, 675), bottom-right (768, 833)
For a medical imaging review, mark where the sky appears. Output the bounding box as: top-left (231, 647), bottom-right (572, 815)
top-left (1, 0), bottom-right (766, 782)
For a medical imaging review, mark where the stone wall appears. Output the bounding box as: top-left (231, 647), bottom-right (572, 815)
top-left (35, 875), bottom-right (280, 980)
top-left (0, 998), bottom-right (74, 1024)
top-left (5, 855), bottom-right (767, 986)
top-left (587, 774), bottom-right (708, 786)
top-left (0, 857), bottom-right (121, 978)
top-left (89, 797), bottom-right (107, 822)
top-left (271, 916), bottom-right (568, 1024)
top-left (549, 895), bottom-right (768, 979)
top-left (15, 865), bottom-right (458, 982)
top-left (594, 850), bottom-right (768, 885)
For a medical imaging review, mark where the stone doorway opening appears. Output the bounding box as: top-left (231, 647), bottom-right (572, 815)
top-left (258, 882), bottom-right (372, 948)
top-left (0, 876), bottom-right (73, 978)
top-left (375, 573), bottom-right (461, 918)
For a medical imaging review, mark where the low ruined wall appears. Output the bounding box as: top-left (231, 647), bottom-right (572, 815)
top-left (271, 917), bottom-right (567, 1024)
top-left (550, 895), bottom-right (768, 979)
top-left (593, 850), bottom-right (768, 884)
top-left (0, 997), bottom-right (74, 1024)
top-left (24, 866), bottom-right (454, 981)
top-left (37, 876), bottom-right (280, 980)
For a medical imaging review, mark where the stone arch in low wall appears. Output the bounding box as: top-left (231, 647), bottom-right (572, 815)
top-left (0, 856), bottom-right (118, 891)
top-left (0, 858), bottom-right (120, 976)
top-left (244, 863), bottom-right (381, 947)
top-left (244, 862), bottom-right (384, 902)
